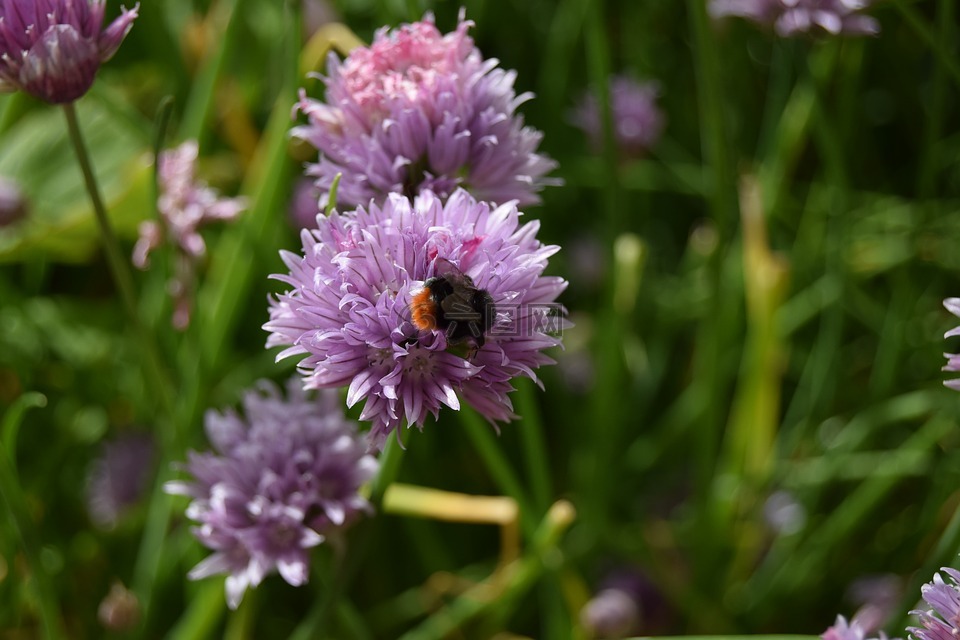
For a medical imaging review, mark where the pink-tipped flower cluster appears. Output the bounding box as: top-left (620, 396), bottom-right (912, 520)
top-left (165, 381), bottom-right (378, 609)
top-left (133, 140), bottom-right (246, 329)
top-left (293, 12), bottom-right (558, 211)
top-left (0, 0), bottom-right (139, 104)
top-left (823, 616), bottom-right (899, 640)
top-left (264, 189), bottom-right (566, 449)
top-left (709, 0), bottom-right (879, 37)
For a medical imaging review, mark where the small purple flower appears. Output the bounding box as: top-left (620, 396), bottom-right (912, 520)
top-left (571, 76), bottom-right (664, 158)
top-left (908, 568), bottom-right (960, 640)
top-left (823, 616), bottom-right (868, 640)
top-left (264, 189), bottom-right (567, 448)
top-left (133, 140), bottom-right (246, 329)
top-left (943, 299), bottom-right (960, 390)
top-left (86, 432), bottom-right (155, 529)
top-left (293, 11), bottom-right (558, 209)
top-left (0, 0), bottom-right (139, 104)
top-left (581, 588), bottom-right (639, 638)
top-left (165, 380), bottom-right (378, 609)
top-left (709, 0), bottom-right (879, 37)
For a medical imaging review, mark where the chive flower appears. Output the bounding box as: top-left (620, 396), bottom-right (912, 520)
top-left (0, 0), bottom-right (139, 103)
top-left (165, 381), bottom-right (378, 609)
top-left (293, 12), bottom-right (558, 210)
top-left (264, 189), bottom-right (566, 448)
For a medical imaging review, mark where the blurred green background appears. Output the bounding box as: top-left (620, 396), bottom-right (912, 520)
top-left (2, 0), bottom-right (960, 638)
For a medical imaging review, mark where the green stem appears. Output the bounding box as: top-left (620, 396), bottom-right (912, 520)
top-left (460, 408), bottom-right (537, 536)
top-left (63, 102), bottom-right (140, 329)
top-left (291, 429), bottom-right (409, 638)
top-left (62, 102), bottom-right (175, 421)
top-left (515, 378), bottom-right (552, 513)
top-left (583, 0), bottom-right (622, 246)
top-left (0, 441), bottom-right (65, 640)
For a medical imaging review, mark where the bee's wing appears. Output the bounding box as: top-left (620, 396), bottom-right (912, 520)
top-left (432, 256), bottom-right (469, 282)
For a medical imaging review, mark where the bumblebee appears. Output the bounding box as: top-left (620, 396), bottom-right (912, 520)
top-left (411, 259), bottom-right (495, 348)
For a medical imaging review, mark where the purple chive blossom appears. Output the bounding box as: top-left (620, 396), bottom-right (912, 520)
top-left (85, 432), bottom-right (155, 529)
top-left (943, 299), bottom-right (960, 390)
top-left (0, 0), bottom-right (139, 104)
top-left (709, 0), bottom-right (879, 37)
top-left (571, 76), bottom-right (664, 158)
top-left (133, 140), bottom-right (246, 329)
top-left (264, 188), bottom-right (567, 449)
top-left (293, 11), bottom-right (558, 209)
top-left (908, 568), bottom-right (960, 640)
top-left (165, 380), bottom-right (378, 609)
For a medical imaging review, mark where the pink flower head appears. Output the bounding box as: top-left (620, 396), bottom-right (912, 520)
top-left (824, 615), bottom-right (900, 640)
top-left (293, 11), bottom-right (558, 211)
top-left (133, 140), bottom-right (246, 329)
top-left (0, 0), bottom-right (139, 103)
top-left (165, 380), bottom-right (378, 609)
top-left (709, 0), bottom-right (879, 37)
top-left (264, 189), bottom-right (567, 448)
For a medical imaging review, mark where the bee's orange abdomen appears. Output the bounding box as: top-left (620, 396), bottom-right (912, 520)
top-left (411, 289), bottom-right (438, 331)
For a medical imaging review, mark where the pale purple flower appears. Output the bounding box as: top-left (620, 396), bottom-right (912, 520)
top-left (293, 12), bottom-right (558, 209)
top-left (581, 588), bottom-right (639, 638)
top-left (824, 616), bottom-right (868, 640)
top-left (908, 568), bottom-right (960, 640)
top-left (264, 189), bottom-right (567, 448)
top-left (709, 0), bottom-right (880, 37)
top-left (943, 299), bottom-right (960, 391)
top-left (763, 490), bottom-right (806, 535)
top-left (572, 76), bottom-right (664, 157)
top-left (849, 574), bottom-right (902, 635)
top-left (85, 432), bottom-right (155, 529)
top-left (165, 380), bottom-right (378, 609)
top-left (133, 140), bottom-right (246, 329)
top-left (0, 0), bottom-right (139, 103)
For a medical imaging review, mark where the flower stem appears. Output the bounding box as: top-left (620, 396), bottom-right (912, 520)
top-left (62, 102), bottom-right (175, 419)
top-left (63, 102), bottom-right (139, 324)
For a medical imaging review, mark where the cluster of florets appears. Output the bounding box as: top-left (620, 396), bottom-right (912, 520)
top-left (265, 188), bottom-right (566, 449)
top-left (709, 0), bottom-right (879, 37)
top-left (907, 568), bottom-right (960, 640)
top-left (132, 140), bottom-right (247, 328)
top-left (292, 12), bottom-right (558, 212)
top-left (165, 381), bottom-right (378, 609)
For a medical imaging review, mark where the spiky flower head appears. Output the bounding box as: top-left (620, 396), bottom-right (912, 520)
top-left (293, 11), bottom-right (558, 211)
top-left (942, 299), bottom-right (960, 391)
top-left (908, 568), bottom-right (960, 640)
top-left (165, 381), bottom-right (379, 609)
top-left (571, 76), bottom-right (664, 158)
top-left (133, 140), bottom-right (247, 329)
top-left (0, 0), bottom-right (139, 103)
top-left (264, 189), bottom-right (567, 449)
top-left (708, 0), bottom-right (879, 37)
